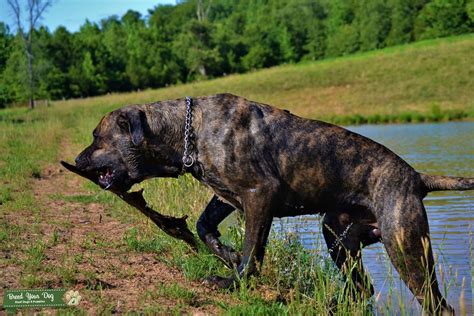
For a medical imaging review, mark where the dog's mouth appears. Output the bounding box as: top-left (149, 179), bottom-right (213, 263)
top-left (63, 160), bottom-right (132, 193)
top-left (97, 167), bottom-right (115, 190)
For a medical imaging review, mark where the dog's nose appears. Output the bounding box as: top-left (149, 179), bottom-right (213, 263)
top-left (75, 156), bottom-right (82, 168)
top-left (75, 145), bottom-right (95, 169)
top-left (75, 153), bottom-right (88, 169)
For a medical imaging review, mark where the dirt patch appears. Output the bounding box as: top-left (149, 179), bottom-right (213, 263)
top-left (0, 156), bottom-right (227, 314)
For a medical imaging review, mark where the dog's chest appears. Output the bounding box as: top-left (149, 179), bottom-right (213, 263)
top-left (197, 170), bottom-right (243, 210)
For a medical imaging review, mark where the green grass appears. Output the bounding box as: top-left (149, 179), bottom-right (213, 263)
top-left (123, 227), bottom-right (171, 253)
top-left (154, 282), bottom-right (197, 304)
top-left (1, 34), bottom-right (472, 314)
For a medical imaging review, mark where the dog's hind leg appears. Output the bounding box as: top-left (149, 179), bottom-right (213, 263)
top-left (197, 195), bottom-right (241, 268)
top-left (323, 214), bottom-right (376, 299)
top-left (380, 196), bottom-right (454, 315)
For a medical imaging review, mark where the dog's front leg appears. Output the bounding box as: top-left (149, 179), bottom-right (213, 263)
top-left (196, 195), bottom-right (241, 268)
top-left (204, 186), bottom-right (276, 289)
top-left (238, 193), bottom-right (274, 277)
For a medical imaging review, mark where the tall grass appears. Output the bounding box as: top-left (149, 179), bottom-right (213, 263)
top-left (0, 107), bottom-right (63, 209)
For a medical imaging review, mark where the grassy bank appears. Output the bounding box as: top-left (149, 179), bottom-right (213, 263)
top-left (52, 34), bottom-right (474, 124)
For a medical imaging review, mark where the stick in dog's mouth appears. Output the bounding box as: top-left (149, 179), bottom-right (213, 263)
top-left (60, 160), bottom-right (199, 251)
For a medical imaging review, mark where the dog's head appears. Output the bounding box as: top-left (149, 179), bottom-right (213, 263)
top-left (75, 106), bottom-right (151, 192)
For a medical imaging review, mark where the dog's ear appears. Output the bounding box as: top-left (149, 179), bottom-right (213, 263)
top-left (119, 109), bottom-right (146, 146)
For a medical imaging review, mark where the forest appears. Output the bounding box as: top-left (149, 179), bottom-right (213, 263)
top-left (1, 0), bottom-right (473, 107)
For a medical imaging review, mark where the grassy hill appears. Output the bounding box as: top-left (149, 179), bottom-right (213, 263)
top-left (56, 34), bottom-right (474, 124)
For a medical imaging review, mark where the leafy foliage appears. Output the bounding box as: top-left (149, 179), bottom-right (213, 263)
top-left (1, 0), bottom-right (473, 107)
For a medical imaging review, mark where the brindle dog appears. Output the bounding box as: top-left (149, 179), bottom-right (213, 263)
top-left (75, 93), bottom-right (473, 314)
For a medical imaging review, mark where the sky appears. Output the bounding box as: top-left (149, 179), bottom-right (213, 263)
top-left (1, 0), bottom-right (176, 33)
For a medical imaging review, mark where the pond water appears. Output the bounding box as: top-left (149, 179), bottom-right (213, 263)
top-left (272, 121), bottom-right (474, 314)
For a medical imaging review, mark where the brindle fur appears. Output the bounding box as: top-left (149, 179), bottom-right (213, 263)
top-left (75, 93), bottom-right (474, 314)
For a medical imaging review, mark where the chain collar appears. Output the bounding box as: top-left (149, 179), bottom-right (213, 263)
top-left (182, 96), bottom-right (194, 172)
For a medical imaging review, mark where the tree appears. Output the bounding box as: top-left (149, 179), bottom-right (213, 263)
top-left (101, 16), bottom-right (130, 92)
top-left (467, 0), bottom-right (474, 23)
top-left (355, 0), bottom-right (391, 51)
top-left (0, 23), bottom-right (12, 71)
top-left (0, 23), bottom-right (14, 108)
top-left (173, 19), bottom-right (221, 79)
top-left (47, 26), bottom-right (74, 98)
top-left (70, 20), bottom-right (108, 97)
top-left (415, 0), bottom-right (472, 39)
top-left (196, 0), bottom-right (212, 22)
top-left (385, 0), bottom-right (423, 45)
top-left (1, 37), bottom-right (29, 105)
top-left (325, 0), bottom-right (359, 57)
top-left (7, 0), bottom-right (52, 109)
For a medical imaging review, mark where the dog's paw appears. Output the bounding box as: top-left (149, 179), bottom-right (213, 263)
top-left (224, 251), bottom-right (241, 269)
top-left (202, 275), bottom-right (236, 290)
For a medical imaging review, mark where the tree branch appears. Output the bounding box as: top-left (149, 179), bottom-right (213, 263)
top-left (6, 0), bottom-right (23, 34)
top-left (31, 0), bottom-right (52, 28)
top-left (60, 161), bottom-right (199, 251)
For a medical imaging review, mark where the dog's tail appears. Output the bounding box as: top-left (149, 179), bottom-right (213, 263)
top-left (420, 173), bottom-right (474, 192)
